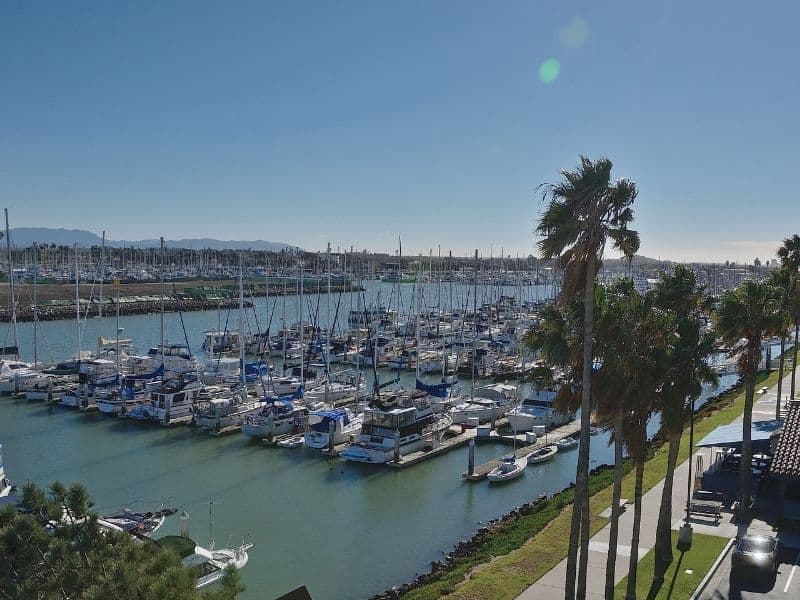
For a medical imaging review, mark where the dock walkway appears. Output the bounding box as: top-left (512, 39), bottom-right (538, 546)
top-left (464, 420), bottom-right (582, 480)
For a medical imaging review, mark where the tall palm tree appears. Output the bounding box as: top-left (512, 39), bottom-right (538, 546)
top-left (623, 394), bottom-right (654, 600)
top-left (591, 279), bottom-right (652, 599)
top-left (777, 234), bottom-right (800, 400)
top-left (536, 156), bottom-right (639, 600)
top-left (770, 266), bottom-right (791, 417)
top-left (714, 281), bottom-right (783, 524)
top-left (651, 266), bottom-right (718, 579)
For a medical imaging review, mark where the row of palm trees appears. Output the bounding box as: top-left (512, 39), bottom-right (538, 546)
top-left (529, 156), bottom-right (800, 600)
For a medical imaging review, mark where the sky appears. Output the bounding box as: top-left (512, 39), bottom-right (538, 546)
top-left (1, 1), bottom-right (798, 263)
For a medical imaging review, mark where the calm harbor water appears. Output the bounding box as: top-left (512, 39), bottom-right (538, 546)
top-left (0, 282), bottom-right (738, 599)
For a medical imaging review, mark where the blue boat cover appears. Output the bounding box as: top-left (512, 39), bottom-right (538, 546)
top-left (416, 378), bottom-right (455, 398)
top-left (309, 408), bottom-right (349, 431)
top-left (243, 362), bottom-right (269, 376)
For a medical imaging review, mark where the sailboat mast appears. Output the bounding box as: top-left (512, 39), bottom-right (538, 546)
top-left (75, 244), bottom-right (81, 358)
top-left (159, 237), bottom-right (165, 373)
top-left (32, 242), bottom-right (38, 368)
top-left (282, 255), bottom-right (287, 374)
top-left (239, 254), bottom-right (245, 386)
top-left (299, 252), bottom-right (304, 384)
top-left (4, 209), bottom-right (19, 358)
top-left (99, 230), bottom-right (105, 319)
top-left (326, 242), bottom-right (331, 350)
top-left (471, 249), bottom-right (478, 400)
top-left (115, 279), bottom-right (120, 373)
top-left (415, 255), bottom-right (421, 382)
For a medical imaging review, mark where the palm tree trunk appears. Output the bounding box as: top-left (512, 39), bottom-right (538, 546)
top-left (740, 364), bottom-right (757, 525)
top-left (791, 322), bottom-right (799, 400)
top-left (566, 263), bottom-right (596, 600)
top-left (625, 455), bottom-right (645, 600)
top-left (604, 408), bottom-right (625, 599)
top-left (776, 333), bottom-right (786, 419)
top-left (654, 427), bottom-right (681, 579)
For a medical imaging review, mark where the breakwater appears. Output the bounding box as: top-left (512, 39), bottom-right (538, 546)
top-left (1, 283), bottom-right (364, 323)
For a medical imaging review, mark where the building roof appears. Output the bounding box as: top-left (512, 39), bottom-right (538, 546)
top-left (695, 419), bottom-right (783, 449)
top-left (770, 401), bottom-right (800, 479)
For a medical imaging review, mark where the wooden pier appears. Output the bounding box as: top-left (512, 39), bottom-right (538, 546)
top-left (463, 420), bottom-right (582, 480)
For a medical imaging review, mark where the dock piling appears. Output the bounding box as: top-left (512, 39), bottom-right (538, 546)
top-left (468, 438), bottom-right (475, 476)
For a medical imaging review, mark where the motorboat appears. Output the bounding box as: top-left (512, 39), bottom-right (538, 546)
top-left (340, 393), bottom-right (450, 464)
top-left (98, 507), bottom-right (177, 537)
top-left (527, 445), bottom-right (558, 465)
top-left (487, 455), bottom-right (526, 483)
top-left (507, 386), bottom-right (573, 432)
top-left (125, 375), bottom-right (203, 425)
top-left (157, 535), bottom-right (252, 589)
top-left (304, 408), bottom-right (363, 449)
top-left (193, 388), bottom-right (262, 432)
top-left (276, 435), bottom-right (305, 448)
top-left (555, 436), bottom-right (579, 451)
top-left (241, 395), bottom-right (308, 440)
top-left (450, 383), bottom-right (517, 424)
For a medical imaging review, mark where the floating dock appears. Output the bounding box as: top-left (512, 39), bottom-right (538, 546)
top-left (463, 420), bottom-right (582, 480)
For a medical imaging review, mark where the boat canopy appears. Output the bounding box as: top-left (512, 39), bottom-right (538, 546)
top-left (125, 364), bottom-right (164, 383)
top-left (261, 386), bottom-right (304, 403)
top-left (308, 409), bottom-right (350, 430)
top-left (415, 378), bottom-right (454, 398)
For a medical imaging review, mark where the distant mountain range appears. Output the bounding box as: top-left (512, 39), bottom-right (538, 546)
top-left (8, 228), bottom-right (301, 252)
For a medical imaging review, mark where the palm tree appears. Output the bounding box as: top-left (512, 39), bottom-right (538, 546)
top-left (777, 234), bottom-right (800, 400)
top-left (651, 266), bottom-right (718, 579)
top-left (591, 278), bottom-right (652, 599)
top-left (714, 281), bottom-right (784, 524)
top-left (770, 266), bottom-right (791, 417)
top-left (623, 394), bottom-right (653, 600)
top-left (536, 156), bottom-right (639, 600)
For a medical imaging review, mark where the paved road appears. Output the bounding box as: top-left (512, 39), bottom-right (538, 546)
top-left (702, 543), bottom-right (800, 600)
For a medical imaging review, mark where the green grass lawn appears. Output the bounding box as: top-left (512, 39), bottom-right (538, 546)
top-left (402, 368), bottom-right (781, 600)
top-left (614, 531), bottom-right (729, 600)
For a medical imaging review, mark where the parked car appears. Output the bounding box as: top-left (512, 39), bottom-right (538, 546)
top-left (731, 534), bottom-right (779, 578)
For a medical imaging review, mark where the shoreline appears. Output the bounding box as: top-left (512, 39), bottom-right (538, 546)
top-left (368, 376), bottom-right (751, 600)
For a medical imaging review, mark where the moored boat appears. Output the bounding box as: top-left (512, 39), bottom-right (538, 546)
top-left (487, 455), bottom-right (526, 483)
top-left (527, 445), bottom-right (558, 465)
top-left (555, 436), bottom-right (579, 451)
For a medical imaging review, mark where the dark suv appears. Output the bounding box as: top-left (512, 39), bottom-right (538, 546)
top-left (731, 534), bottom-right (779, 578)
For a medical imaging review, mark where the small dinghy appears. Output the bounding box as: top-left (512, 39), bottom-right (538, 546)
top-left (555, 436), bottom-right (579, 452)
top-left (276, 435), bottom-right (305, 449)
top-left (527, 445), bottom-right (558, 465)
top-left (487, 455), bottom-right (526, 483)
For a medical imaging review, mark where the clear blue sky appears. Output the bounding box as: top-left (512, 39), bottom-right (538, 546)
top-left (2, 1), bottom-right (797, 262)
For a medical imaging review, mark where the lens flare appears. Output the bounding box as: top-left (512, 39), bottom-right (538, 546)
top-left (538, 59), bottom-right (560, 83)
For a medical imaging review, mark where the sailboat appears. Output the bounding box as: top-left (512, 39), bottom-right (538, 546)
top-left (0, 443), bottom-right (19, 507)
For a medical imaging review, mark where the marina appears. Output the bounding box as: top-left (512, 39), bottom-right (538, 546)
top-left (0, 277), bottom-right (739, 599)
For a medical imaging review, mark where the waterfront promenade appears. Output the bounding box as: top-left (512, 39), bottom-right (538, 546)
top-left (517, 368), bottom-right (800, 600)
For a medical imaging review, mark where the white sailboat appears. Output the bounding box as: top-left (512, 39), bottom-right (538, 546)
top-left (486, 455), bottom-right (527, 483)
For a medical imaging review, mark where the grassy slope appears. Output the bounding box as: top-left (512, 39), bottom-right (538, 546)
top-left (403, 369), bottom-right (777, 600)
top-left (614, 532), bottom-right (728, 600)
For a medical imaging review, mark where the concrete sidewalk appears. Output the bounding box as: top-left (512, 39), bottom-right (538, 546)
top-left (517, 368), bottom-right (798, 600)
